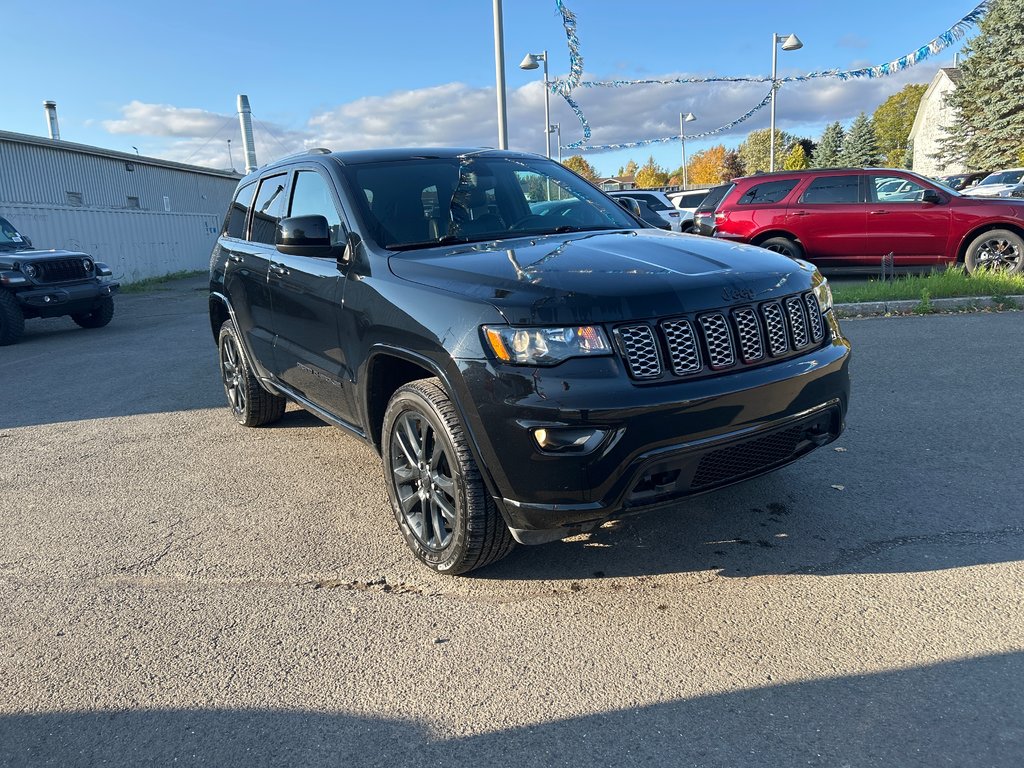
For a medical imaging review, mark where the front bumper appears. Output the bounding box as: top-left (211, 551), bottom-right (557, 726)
top-left (15, 280), bottom-right (119, 315)
top-left (456, 320), bottom-right (850, 544)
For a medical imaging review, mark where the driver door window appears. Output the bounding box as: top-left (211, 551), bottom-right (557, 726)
top-left (289, 171), bottom-right (344, 244)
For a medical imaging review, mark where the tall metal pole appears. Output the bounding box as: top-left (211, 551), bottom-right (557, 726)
top-left (493, 0), bottom-right (509, 150)
top-left (681, 114), bottom-right (688, 190)
top-left (542, 51), bottom-right (551, 159)
top-left (769, 32), bottom-right (778, 173)
top-left (554, 123), bottom-right (561, 163)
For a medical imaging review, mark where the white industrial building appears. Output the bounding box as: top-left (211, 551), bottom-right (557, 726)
top-left (0, 124), bottom-right (241, 283)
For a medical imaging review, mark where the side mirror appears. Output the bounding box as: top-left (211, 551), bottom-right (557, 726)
top-left (276, 215), bottom-right (335, 257)
top-left (921, 190), bottom-right (942, 204)
top-left (616, 197), bottom-right (642, 216)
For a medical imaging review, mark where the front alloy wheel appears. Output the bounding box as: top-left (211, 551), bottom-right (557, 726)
top-left (382, 378), bottom-right (514, 574)
top-left (965, 229), bottom-right (1024, 275)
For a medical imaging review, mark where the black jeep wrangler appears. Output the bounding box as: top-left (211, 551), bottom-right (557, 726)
top-left (209, 148), bottom-right (851, 574)
top-left (0, 216), bottom-right (119, 345)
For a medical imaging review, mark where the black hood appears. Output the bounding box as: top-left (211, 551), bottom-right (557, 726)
top-left (388, 229), bottom-right (815, 325)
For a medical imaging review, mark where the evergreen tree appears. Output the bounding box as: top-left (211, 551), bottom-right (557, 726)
top-left (722, 149), bottom-right (744, 181)
top-left (837, 113), bottom-right (879, 167)
top-left (939, 0), bottom-right (1024, 169)
top-left (812, 122), bottom-right (845, 168)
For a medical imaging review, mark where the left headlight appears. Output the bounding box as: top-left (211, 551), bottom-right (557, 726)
top-left (812, 274), bottom-right (833, 314)
top-left (482, 325), bottom-right (612, 366)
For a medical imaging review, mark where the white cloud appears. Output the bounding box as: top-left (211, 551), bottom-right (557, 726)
top-left (101, 63), bottom-right (944, 171)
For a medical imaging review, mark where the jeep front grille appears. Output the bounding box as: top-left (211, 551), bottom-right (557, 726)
top-left (616, 291), bottom-right (828, 381)
top-left (31, 259), bottom-right (90, 283)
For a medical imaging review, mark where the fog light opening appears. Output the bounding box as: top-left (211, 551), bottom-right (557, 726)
top-left (532, 427), bottom-right (608, 454)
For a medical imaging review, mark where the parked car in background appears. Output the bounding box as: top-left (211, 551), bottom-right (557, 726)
top-left (962, 168), bottom-right (1024, 198)
top-left (0, 215), bottom-right (119, 345)
top-left (607, 190), bottom-right (682, 231)
top-left (668, 188), bottom-right (710, 233)
top-left (693, 168), bottom-right (1024, 274)
top-left (939, 171), bottom-right (990, 191)
top-left (692, 184), bottom-right (733, 237)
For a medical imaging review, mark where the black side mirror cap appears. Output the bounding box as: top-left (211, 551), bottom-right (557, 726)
top-left (276, 215), bottom-right (335, 257)
top-left (922, 190), bottom-right (943, 204)
top-left (616, 197), bottom-right (642, 216)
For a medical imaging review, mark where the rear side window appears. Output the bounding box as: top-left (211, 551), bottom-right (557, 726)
top-left (800, 175), bottom-right (861, 204)
top-left (223, 181), bottom-right (257, 239)
top-left (627, 192), bottom-right (671, 211)
top-left (736, 179), bottom-right (798, 205)
top-left (250, 174), bottom-right (289, 245)
top-left (677, 191), bottom-right (708, 209)
top-left (696, 184), bottom-right (732, 212)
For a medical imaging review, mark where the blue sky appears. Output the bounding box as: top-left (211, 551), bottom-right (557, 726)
top-left (4, 0), bottom-right (979, 177)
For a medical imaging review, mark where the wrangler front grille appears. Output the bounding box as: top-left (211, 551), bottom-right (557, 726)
top-left (616, 291), bottom-right (828, 382)
top-left (32, 259), bottom-right (90, 283)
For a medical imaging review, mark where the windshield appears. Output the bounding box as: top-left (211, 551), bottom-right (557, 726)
top-left (0, 216), bottom-right (28, 250)
top-left (979, 170), bottom-right (1024, 186)
top-left (338, 154), bottom-right (638, 251)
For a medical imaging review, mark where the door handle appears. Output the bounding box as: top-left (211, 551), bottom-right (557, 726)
top-left (869, 210), bottom-right (890, 215)
top-left (791, 210), bottom-right (810, 217)
top-left (269, 263), bottom-right (290, 276)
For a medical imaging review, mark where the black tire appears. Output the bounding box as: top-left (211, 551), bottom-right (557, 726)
top-left (217, 320), bottom-right (286, 427)
top-left (382, 378), bottom-right (514, 575)
top-left (0, 289), bottom-right (25, 346)
top-left (72, 296), bottom-right (115, 329)
top-left (681, 224), bottom-right (696, 234)
top-left (964, 229), bottom-right (1024, 275)
top-left (759, 236), bottom-right (804, 260)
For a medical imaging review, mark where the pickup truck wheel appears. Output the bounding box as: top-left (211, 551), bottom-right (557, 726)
top-left (759, 237), bottom-right (804, 260)
top-left (0, 290), bottom-right (25, 346)
top-left (383, 378), bottom-right (514, 575)
top-left (217, 320), bottom-right (286, 427)
top-left (71, 296), bottom-right (115, 329)
top-left (965, 229), bottom-right (1024, 275)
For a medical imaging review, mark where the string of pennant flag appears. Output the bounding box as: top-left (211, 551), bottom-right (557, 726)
top-left (549, 1), bottom-right (990, 153)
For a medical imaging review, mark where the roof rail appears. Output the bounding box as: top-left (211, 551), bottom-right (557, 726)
top-left (257, 147), bottom-right (333, 169)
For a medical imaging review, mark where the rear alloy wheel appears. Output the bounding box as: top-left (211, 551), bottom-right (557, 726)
top-left (72, 296), bottom-right (115, 329)
top-left (759, 236), bottom-right (804, 260)
top-left (217, 320), bottom-right (286, 427)
top-left (965, 229), bottom-right (1024, 275)
top-left (0, 290), bottom-right (25, 346)
top-left (382, 378), bottom-right (514, 575)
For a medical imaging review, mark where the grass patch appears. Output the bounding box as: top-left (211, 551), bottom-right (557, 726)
top-left (830, 267), bottom-right (1024, 304)
top-left (121, 270), bottom-right (205, 293)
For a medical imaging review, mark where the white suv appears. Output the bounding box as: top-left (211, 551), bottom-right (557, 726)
top-left (668, 189), bottom-right (711, 233)
top-left (607, 190), bottom-right (682, 231)
top-left (963, 168), bottom-right (1024, 198)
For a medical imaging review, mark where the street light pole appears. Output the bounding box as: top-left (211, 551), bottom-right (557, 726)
top-left (493, 0), bottom-right (509, 150)
top-left (552, 123), bottom-right (561, 163)
top-left (519, 51), bottom-right (551, 158)
top-left (680, 112), bottom-right (695, 189)
top-left (769, 32), bottom-right (803, 172)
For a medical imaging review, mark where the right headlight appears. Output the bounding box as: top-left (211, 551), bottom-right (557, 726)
top-left (482, 325), bottom-right (612, 366)
top-left (812, 273), bottom-right (833, 314)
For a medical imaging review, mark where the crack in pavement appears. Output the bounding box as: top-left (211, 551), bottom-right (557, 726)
top-left (789, 527), bottom-right (1024, 575)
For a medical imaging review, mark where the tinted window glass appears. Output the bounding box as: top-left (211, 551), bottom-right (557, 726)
top-left (696, 184), bottom-right (732, 212)
top-left (250, 174), bottom-right (288, 244)
top-left (289, 171), bottom-right (344, 244)
top-left (677, 191), bottom-right (708, 208)
top-left (870, 174), bottom-right (928, 202)
top-left (223, 181), bottom-right (257, 239)
top-left (800, 176), bottom-right (861, 204)
top-left (736, 179), bottom-right (798, 205)
top-left (626, 192), bottom-right (670, 211)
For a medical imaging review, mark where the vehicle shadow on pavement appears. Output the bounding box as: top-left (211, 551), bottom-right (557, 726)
top-left (2, 652), bottom-right (1020, 768)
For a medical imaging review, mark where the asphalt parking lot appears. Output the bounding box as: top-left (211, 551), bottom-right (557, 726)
top-left (1, 277), bottom-right (1022, 767)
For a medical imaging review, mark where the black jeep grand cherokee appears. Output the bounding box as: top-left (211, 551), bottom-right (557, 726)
top-left (209, 148), bottom-right (850, 574)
